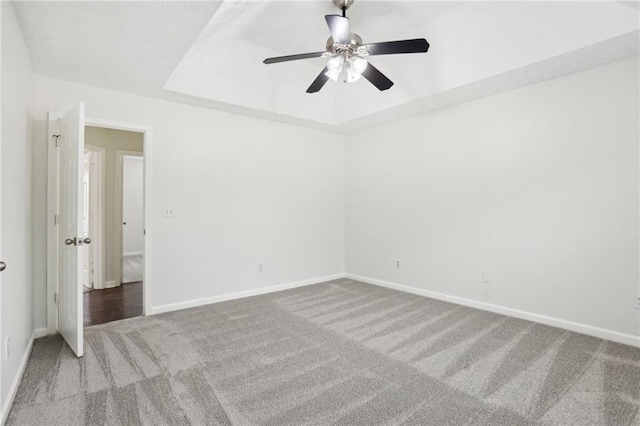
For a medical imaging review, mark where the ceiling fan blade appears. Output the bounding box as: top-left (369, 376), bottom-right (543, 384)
top-left (263, 51), bottom-right (326, 64)
top-left (325, 15), bottom-right (351, 44)
top-left (306, 66), bottom-right (330, 93)
top-left (361, 63), bottom-right (394, 91)
top-left (364, 38), bottom-right (430, 56)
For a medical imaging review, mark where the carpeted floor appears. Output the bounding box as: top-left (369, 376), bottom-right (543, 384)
top-left (7, 279), bottom-right (640, 425)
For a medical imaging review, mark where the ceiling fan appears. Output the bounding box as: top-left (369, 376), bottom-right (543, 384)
top-left (263, 0), bottom-right (430, 93)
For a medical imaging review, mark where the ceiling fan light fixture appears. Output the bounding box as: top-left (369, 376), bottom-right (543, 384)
top-left (344, 56), bottom-right (367, 82)
top-left (325, 55), bottom-right (368, 83)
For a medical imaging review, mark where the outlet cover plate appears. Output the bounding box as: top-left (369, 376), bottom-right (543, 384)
top-left (162, 206), bottom-right (175, 218)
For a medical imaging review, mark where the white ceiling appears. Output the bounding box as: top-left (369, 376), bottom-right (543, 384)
top-left (12, 1), bottom-right (640, 133)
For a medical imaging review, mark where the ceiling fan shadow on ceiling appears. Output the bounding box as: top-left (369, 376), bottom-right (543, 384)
top-left (263, 0), bottom-right (430, 94)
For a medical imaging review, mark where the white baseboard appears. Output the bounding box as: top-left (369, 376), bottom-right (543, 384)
top-left (1, 331), bottom-right (35, 425)
top-left (123, 251), bottom-right (143, 258)
top-left (105, 280), bottom-right (118, 289)
top-left (148, 273), bottom-right (346, 316)
top-left (346, 273), bottom-right (640, 348)
top-left (34, 328), bottom-right (49, 339)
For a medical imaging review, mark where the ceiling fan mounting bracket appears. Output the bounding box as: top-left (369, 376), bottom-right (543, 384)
top-left (332, 0), bottom-right (354, 11)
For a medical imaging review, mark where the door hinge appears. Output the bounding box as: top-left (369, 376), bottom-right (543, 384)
top-left (52, 134), bottom-right (61, 148)
top-left (54, 292), bottom-right (58, 304)
top-left (54, 214), bottom-right (60, 225)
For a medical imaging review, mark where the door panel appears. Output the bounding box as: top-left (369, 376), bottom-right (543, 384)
top-left (58, 103), bottom-right (85, 357)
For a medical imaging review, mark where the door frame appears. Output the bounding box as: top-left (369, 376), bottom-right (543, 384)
top-left (47, 114), bottom-right (153, 334)
top-left (115, 150), bottom-right (143, 285)
top-left (84, 145), bottom-right (106, 290)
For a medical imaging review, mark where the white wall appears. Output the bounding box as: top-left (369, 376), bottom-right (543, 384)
top-left (1, 2), bottom-right (35, 419)
top-left (122, 156), bottom-right (144, 255)
top-left (32, 75), bottom-right (345, 324)
top-left (345, 57), bottom-right (640, 341)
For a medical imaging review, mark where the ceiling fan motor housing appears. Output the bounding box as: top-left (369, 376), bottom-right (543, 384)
top-left (326, 33), bottom-right (366, 57)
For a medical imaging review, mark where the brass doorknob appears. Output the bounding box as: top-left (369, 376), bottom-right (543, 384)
top-left (82, 238), bottom-right (91, 244)
top-left (0, 261), bottom-right (6, 272)
top-left (65, 237), bottom-right (77, 246)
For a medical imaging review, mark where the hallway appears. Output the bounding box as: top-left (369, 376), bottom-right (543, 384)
top-left (83, 282), bottom-right (143, 326)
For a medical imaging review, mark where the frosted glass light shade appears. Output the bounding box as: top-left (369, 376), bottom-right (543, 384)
top-left (324, 55), bottom-right (368, 83)
top-left (325, 56), bottom-right (344, 82)
top-left (347, 56), bottom-right (368, 82)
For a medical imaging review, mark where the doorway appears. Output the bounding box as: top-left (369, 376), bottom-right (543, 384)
top-left (47, 110), bottom-right (152, 353)
top-left (119, 152), bottom-right (144, 284)
top-left (82, 127), bottom-right (144, 327)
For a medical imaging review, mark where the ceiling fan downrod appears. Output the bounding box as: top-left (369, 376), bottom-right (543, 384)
top-left (333, 0), bottom-right (354, 14)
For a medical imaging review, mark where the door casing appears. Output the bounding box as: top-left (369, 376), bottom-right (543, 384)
top-left (84, 145), bottom-right (105, 290)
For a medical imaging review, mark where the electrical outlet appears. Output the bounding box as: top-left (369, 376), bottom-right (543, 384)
top-left (482, 271), bottom-right (491, 284)
top-left (636, 295), bottom-right (640, 310)
top-left (162, 206), bottom-right (175, 218)
top-left (5, 336), bottom-right (10, 360)
top-left (258, 263), bottom-right (264, 272)
top-left (396, 259), bottom-right (401, 269)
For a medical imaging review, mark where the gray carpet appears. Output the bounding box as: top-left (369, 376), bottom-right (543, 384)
top-left (7, 279), bottom-right (640, 425)
top-left (123, 254), bottom-right (143, 284)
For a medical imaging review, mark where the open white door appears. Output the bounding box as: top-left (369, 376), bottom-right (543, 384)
top-left (58, 103), bottom-right (86, 357)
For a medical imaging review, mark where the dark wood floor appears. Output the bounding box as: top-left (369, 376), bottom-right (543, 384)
top-left (84, 281), bottom-right (143, 327)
